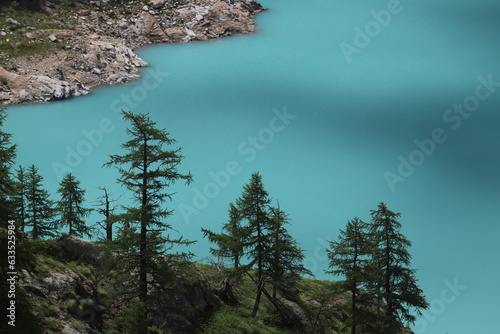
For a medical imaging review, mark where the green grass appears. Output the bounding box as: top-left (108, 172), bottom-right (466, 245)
top-left (0, 0), bottom-right (147, 66)
top-left (21, 242), bottom-right (349, 333)
top-left (0, 3), bottom-right (78, 66)
top-left (199, 306), bottom-right (292, 334)
top-left (194, 262), bottom-right (347, 333)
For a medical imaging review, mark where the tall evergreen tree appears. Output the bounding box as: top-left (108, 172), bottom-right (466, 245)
top-left (235, 172), bottom-right (272, 318)
top-left (203, 173), bottom-right (311, 322)
top-left (56, 173), bottom-right (91, 237)
top-left (13, 165), bottom-right (28, 232)
top-left (369, 203), bottom-right (428, 332)
top-left (267, 206), bottom-right (312, 299)
top-left (0, 108), bottom-right (16, 221)
top-left (104, 111), bottom-right (193, 331)
top-left (326, 217), bottom-right (372, 334)
top-left (202, 202), bottom-right (246, 269)
top-left (0, 109), bottom-right (43, 334)
top-left (25, 165), bottom-right (55, 240)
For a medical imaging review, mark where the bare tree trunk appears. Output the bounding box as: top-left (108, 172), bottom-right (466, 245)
top-left (250, 279), bottom-right (263, 318)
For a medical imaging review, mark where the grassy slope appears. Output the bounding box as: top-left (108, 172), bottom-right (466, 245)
top-left (26, 239), bottom-right (349, 334)
top-left (0, 3), bottom-right (76, 67)
top-left (192, 263), bottom-right (347, 334)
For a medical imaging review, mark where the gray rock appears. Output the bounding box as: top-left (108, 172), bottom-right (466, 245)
top-left (149, 0), bottom-right (166, 9)
top-left (117, 20), bottom-right (128, 29)
top-left (6, 18), bottom-right (19, 25)
top-left (61, 325), bottom-right (81, 334)
top-left (48, 34), bottom-right (58, 43)
top-left (59, 235), bottom-right (103, 264)
top-left (282, 299), bottom-right (307, 320)
top-left (0, 31), bottom-right (6, 36)
top-left (18, 89), bottom-right (30, 102)
top-left (43, 270), bottom-right (80, 300)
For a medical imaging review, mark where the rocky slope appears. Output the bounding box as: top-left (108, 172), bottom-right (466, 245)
top-left (21, 235), bottom-right (225, 333)
top-left (0, 0), bottom-right (264, 105)
top-left (13, 235), bottom-right (417, 333)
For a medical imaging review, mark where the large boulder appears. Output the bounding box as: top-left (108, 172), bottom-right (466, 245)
top-left (59, 235), bottom-right (104, 264)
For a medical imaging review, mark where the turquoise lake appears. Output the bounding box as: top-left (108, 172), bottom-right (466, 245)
top-left (5, 0), bottom-right (500, 332)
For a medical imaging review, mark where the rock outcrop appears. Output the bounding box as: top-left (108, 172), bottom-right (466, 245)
top-left (0, 0), bottom-right (264, 105)
top-left (59, 234), bottom-right (104, 264)
top-left (19, 235), bottom-right (223, 333)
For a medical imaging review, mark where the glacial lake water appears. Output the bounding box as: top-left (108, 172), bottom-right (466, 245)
top-left (5, 0), bottom-right (500, 332)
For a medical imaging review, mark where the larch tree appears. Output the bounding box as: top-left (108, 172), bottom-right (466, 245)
top-left (25, 165), bottom-right (55, 240)
top-left (203, 173), bottom-right (311, 320)
top-left (0, 109), bottom-right (42, 334)
top-left (235, 172), bottom-right (273, 318)
top-left (369, 202), bottom-right (428, 332)
top-left (13, 165), bottom-right (28, 232)
top-left (0, 108), bottom-right (16, 221)
top-left (104, 111), bottom-right (193, 331)
top-left (56, 173), bottom-right (91, 237)
top-left (326, 217), bottom-right (372, 334)
top-left (267, 206), bottom-right (312, 300)
top-left (202, 202), bottom-right (246, 270)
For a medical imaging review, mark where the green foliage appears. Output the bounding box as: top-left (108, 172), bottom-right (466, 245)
top-left (198, 262), bottom-right (347, 334)
top-left (114, 301), bottom-right (149, 334)
top-left (0, 107), bottom-right (17, 220)
top-left (0, 109), bottom-right (43, 334)
top-left (368, 203), bottom-right (428, 331)
top-left (13, 165), bottom-right (28, 231)
top-left (25, 164), bottom-right (56, 239)
top-left (199, 305), bottom-right (295, 334)
top-left (67, 260), bottom-right (95, 280)
top-left (104, 111), bottom-right (194, 332)
top-left (266, 206), bottom-right (312, 299)
top-left (204, 172), bottom-right (311, 320)
top-left (326, 217), bottom-right (373, 333)
top-left (326, 203), bottom-right (428, 333)
top-left (56, 173), bottom-right (92, 237)
top-left (202, 202), bottom-right (246, 270)
top-left (30, 238), bottom-right (65, 261)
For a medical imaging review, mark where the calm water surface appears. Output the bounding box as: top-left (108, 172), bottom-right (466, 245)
top-left (6, 0), bottom-right (500, 332)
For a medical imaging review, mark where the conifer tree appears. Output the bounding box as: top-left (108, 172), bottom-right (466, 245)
top-left (0, 109), bottom-right (43, 334)
top-left (56, 173), bottom-right (91, 237)
top-left (202, 202), bottom-right (245, 269)
top-left (25, 165), bottom-right (55, 239)
top-left (235, 172), bottom-right (273, 318)
top-left (267, 206), bottom-right (312, 299)
top-left (0, 108), bottom-right (16, 221)
top-left (104, 111), bottom-right (193, 331)
top-left (369, 203), bottom-right (428, 332)
top-left (203, 173), bottom-right (311, 321)
top-left (13, 165), bottom-right (28, 232)
top-left (326, 217), bottom-right (372, 334)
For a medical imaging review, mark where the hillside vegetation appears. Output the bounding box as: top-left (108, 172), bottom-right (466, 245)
top-left (13, 236), bottom-right (349, 333)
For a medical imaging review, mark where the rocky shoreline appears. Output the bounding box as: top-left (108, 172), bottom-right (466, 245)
top-left (0, 0), bottom-right (264, 105)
